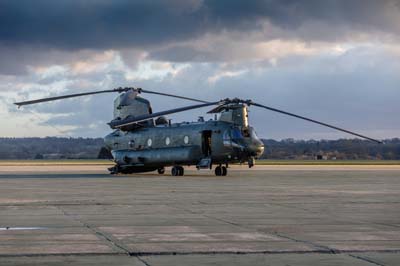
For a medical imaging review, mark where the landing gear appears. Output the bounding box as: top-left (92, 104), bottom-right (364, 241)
top-left (248, 157), bottom-right (255, 168)
top-left (108, 165), bottom-right (119, 175)
top-left (171, 166), bottom-right (184, 176)
top-left (157, 167), bottom-right (165, 174)
top-left (215, 165), bottom-right (227, 176)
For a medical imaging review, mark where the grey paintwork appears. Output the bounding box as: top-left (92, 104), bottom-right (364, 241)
top-left (105, 119), bottom-right (264, 170)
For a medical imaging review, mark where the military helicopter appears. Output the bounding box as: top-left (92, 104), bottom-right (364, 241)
top-left (15, 87), bottom-right (381, 176)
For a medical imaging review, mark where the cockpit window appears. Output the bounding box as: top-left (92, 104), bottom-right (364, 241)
top-left (250, 128), bottom-right (260, 140)
top-left (111, 131), bottom-right (120, 137)
top-left (231, 128), bottom-right (243, 139)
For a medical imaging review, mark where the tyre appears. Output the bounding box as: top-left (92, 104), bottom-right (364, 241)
top-left (178, 166), bottom-right (184, 176)
top-left (221, 166), bottom-right (227, 176)
top-left (215, 166), bottom-right (222, 176)
top-left (171, 166), bottom-right (179, 176)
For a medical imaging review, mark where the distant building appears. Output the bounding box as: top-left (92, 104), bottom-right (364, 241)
top-left (315, 154), bottom-right (328, 160)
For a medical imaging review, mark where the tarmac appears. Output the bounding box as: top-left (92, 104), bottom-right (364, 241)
top-left (0, 164), bottom-right (399, 265)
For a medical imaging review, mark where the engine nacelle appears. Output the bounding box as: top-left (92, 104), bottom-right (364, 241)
top-left (110, 90), bottom-right (154, 130)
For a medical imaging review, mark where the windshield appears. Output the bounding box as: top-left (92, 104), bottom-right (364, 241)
top-left (231, 128), bottom-right (243, 139)
top-left (250, 127), bottom-right (261, 141)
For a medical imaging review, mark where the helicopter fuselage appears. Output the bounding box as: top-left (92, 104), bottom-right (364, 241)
top-left (104, 119), bottom-right (264, 173)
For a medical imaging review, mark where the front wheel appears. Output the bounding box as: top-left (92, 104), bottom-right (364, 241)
top-left (221, 166), bottom-right (227, 176)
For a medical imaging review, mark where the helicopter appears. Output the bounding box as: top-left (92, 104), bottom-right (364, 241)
top-left (14, 87), bottom-right (381, 176)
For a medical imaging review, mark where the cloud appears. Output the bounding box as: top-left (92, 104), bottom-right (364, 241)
top-left (0, 0), bottom-right (399, 75)
top-left (1, 1), bottom-right (399, 51)
top-left (3, 45), bottom-right (400, 139)
top-left (138, 46), bottom-right (400, 140)
top-left (1, 1), bottom-right (400, 139)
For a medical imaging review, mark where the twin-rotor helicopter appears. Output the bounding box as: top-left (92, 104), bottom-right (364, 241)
top-left (15, 87), bottom-right (381, 176)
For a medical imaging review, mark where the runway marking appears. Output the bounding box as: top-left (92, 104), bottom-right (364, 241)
top-left (0, 227), bottom-right (47, 231)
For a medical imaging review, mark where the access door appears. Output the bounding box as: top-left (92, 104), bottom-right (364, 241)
top-left (201, 130), bottom-right (212, 156)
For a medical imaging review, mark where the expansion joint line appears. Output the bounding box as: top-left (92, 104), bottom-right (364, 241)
top-left (136, 256), bottom-right (152, 266)
top-left (55, 205), bottom-right (131, 255)
top-left (272, 232), bottom-right (338, 254)
top-left (348, 254), bottom-right (386, 266)
top-left (171, 204), bottom-right (339, 254)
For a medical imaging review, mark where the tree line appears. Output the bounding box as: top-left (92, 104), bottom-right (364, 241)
top-left (0, 137), bottom-right (104, 159)
top-left (261, 138), bottom-right (400, 160)
top-left (0, 137), bottom-right (399, 160)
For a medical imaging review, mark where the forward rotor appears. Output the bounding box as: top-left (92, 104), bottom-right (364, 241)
top-left (14, 87), bottom-right (207, 107)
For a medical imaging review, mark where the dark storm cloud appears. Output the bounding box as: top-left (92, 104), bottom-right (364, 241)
top-left (0, 0), bottom-right (231, 50)
top-left (1, 0), bottom-right (399, 51)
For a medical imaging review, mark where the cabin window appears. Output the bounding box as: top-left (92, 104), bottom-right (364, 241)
top-left (184, 136), bottom-right (189, 144)
top-left (147, 138), bottom-right (152, 147)
top-left (165, 137), bottom-right (171, 145)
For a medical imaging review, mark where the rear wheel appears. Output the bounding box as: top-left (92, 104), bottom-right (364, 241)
top-left (215, 166), bottom-right (222, 176)
top-left (171, 166), bottom-right (179, 176)
top-left (221, 166), bottom-right (227, 176)
top-left (178, 166), bottom-right (184, 176)
top-left (172, 166), bottom-right (184, 176)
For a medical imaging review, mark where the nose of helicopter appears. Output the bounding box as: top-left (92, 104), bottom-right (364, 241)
top-left (244, 127), bottom-right (264, 158)
top-left (247, 141), bottom-right (265, 158)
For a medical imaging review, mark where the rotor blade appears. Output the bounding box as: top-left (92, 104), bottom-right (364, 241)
top-left (251, 102), bottom-right (382, 143)
top-left (109, 101), bottom-right (221, 128)
top-left (14, 88), bottom-right (130, 107)
top-left (139, 88), bottom-right (209, 103)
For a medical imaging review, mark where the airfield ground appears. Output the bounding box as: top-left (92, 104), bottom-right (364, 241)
top-left (0, 163), bottom-right (399, 265)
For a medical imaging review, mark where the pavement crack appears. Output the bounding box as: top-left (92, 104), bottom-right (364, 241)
top-left (136, 256), bottom-right (152, 266)
top-left (202, 214), bottom-right (242, 226)
top-left (170, 203), bottom-right (335, 253)
top-left (348, 254), bottom-right (386, 266)
top-left (55, 205), bottom-right (131, 255)
top-left (375, 222), bottom-right (400, 229)
top-left (272, 231), bottom-right (339, 253)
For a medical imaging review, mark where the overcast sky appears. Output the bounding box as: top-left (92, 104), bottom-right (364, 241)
top-left (0, 0), bottom-right (399, 140)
